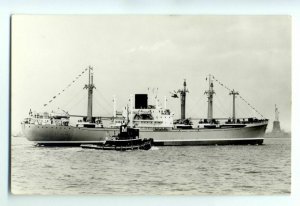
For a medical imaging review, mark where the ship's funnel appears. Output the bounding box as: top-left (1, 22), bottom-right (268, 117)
top-left (135, 94), bottom-right (148, 109)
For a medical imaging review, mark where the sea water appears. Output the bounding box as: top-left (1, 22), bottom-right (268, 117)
top-left (11, 137), bottom-right (291, 195)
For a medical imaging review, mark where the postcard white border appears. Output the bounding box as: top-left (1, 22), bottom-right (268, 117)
top-left (1, 1), bottom-right (299, 206)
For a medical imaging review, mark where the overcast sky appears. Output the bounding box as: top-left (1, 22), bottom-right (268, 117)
top-left (11, 15), bottom-right (291, 132)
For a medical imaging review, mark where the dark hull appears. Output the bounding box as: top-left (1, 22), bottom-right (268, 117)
top-left (154, 138), bottom-right (264, 146)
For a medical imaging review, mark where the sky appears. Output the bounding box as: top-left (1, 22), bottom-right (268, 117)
top-left (11, 15), bottom-right (291, 133)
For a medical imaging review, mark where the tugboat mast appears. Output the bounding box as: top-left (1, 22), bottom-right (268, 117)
top-left (205, 74), bottom-right (215, 121)
top-left (229, 89), bottom-right (239, 123)
top-left (84, 66), bottom-right (96, 122)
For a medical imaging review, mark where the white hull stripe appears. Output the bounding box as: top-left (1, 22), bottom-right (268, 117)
top-left (154, 138), bottom-right (264, 142)
top-left (35, 141), bottom-right (106, 143)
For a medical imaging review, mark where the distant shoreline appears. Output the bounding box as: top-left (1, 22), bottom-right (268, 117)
top-left (264, 132), bottom-right (291, 138)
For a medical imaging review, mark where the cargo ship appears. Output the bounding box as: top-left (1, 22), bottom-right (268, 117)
top-left (21, 66), bottom-right (268, 146)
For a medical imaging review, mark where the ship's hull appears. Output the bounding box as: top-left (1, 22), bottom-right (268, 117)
top-left (140, 123), bottom-right (267, 146)
top-left (22, 122), bottom-right (267, 146)
top-left (22, 124), bottom-right (114, 146)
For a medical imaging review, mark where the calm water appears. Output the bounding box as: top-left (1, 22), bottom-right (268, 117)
top-left (11, 137), bottom-right (291, 195)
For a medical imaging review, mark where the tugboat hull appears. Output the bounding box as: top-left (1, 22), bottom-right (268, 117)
top-left (81, 138), bottom-right (153, 151)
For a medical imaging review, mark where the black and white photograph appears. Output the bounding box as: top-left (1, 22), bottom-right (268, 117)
top-left (10, 15), bottom-right (291, 196)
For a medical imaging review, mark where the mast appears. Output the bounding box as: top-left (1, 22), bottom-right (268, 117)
top-left (84, 66), bottom-right (96, 122)
top-left (164, 96), bottom-right (167, 109)
top-left (129, 94), bottom-right (134, 127)
top-left (229, 89), bottom-right (239, 122)
top-left (113, 95), bottom-right (117, 118)
top-left (205, 74), bottom-right (215, 121)
top-left (179, 79), bottom-right (188, 119)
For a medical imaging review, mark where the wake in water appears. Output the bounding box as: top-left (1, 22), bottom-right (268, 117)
top-left (150, 146), bottom-right (159, 151)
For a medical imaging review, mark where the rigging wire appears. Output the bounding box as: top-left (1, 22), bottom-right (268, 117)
top-left (235, 99), bottom-right (251, 118)
top-left (188, 94), bottom-right (203, 117)
top-left (210, 75), bottom-right (265, 118)
top-left (39, 67), bottom-right (265, 119)
top-left (43, 67), bottom-right (89, 108)
top-left (93, 96), bottom-right (111, 116)
top-left (214, 93), bottom-right (231, 117)
top-left (65, 92), bottom-right (87, 113)
top-left (94, 89), bottom-right (113, 112)
top-left (59, 86), bottom-right (87, 110)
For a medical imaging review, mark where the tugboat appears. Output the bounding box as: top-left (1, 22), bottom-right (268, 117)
top-left (81, 123), bottom-right (153, 151)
